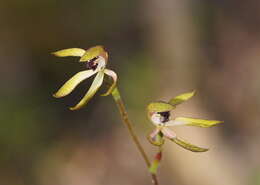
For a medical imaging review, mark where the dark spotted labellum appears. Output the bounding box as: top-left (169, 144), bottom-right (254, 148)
top-left (86, 56), bottom-right (99, 70)
top-left (158, 111), bottom-right (170, 123)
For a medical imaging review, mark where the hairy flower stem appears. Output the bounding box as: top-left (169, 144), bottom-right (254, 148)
top-left (111, 86), bottom-right (159, 185)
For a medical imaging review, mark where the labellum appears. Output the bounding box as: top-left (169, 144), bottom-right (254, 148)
top-left (158, 111), bottom-right (170, 123)
top-left (86, 57), bottom-right (99, 70)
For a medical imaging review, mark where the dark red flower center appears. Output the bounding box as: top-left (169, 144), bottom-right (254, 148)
top-left (158, 111), bottom-right (170, 123)
top-left (86, 56), bottom-right (99, 70)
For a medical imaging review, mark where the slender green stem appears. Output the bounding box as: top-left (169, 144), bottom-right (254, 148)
top-left (111, 86), bottom-right (159, 185)
top-left (149, 146), bottom-right (163, 175)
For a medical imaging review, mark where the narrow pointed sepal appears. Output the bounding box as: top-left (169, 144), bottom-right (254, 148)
top-left (147, 101), bottom-right (175, 113)
top-left (52, 48), bottom-right (85, 57)
top-left (175, 117), bottom-right (223, 127)
top-left (101, 69), bottom-right (117, 96)
top-left (70, 71), bottom-right (105, 110)
top-left (53, 70), bottom-right (97, 98)
top-left (79, 45), bottom-right (106, 62)
top-left (169, 90), bottom-right (196, 106)
top-left (170, 137), bottom-right (209, 152)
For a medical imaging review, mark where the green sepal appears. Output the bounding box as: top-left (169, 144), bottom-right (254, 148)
top-left (147, 101), bottom-right (174, 113)
top-left (175, 117), bottom-right (223, 127)
top-left (169, 90), bottom-right (196, 106)
top-left (70, 71), bottom-right (104, 110)
top-left (170, 137), bottom-right (209, 152)
top-left (52, 48), bottom-right (85, 57)
top-left (53, 70), bottom-right (96, 98)
top-left (80, 45), bottom-right (106, 62)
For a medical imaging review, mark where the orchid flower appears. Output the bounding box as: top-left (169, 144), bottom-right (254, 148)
top-left (147, 91), bottom-right (223, 152)
top-left (52, 46), bottom-right (117, 110)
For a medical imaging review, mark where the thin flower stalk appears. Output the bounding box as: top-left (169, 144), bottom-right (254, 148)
top-left (52, 45), bottom-right (223, 185)
top-left (52, 45), bottom-right (159, 185)
top-left (111, 87), bottom-right (159, 185)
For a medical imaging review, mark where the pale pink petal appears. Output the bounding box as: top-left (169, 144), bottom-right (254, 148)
top-left (161, 127), bottom-right (177, 139)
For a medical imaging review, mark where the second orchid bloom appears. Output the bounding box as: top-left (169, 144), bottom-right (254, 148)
top-left (147, 91), bottom-right (223, 152)
top-left (52, 46), bottom-right (117, 110)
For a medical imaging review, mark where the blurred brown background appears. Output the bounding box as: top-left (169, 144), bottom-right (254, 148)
top-left (0, 0), bottom-right (260, 185)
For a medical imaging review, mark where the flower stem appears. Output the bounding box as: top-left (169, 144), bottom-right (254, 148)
top-left (149, 146), bottom-right (163, 175)
top-left (111, 86), bottom-right (159, 185)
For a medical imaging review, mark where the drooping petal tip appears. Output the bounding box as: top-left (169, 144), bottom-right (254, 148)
top-left (69, 106), bottom-right (78, 111)
top-left (101, 69), bottom-right (118, 96)
top-left (53, 93), bottom-right (60, 98)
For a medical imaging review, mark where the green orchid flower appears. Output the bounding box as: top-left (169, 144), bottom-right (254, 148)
top-left (147, 91), bottom-right (223, 152)
top-left (52, 46), bottom-right (117, 110)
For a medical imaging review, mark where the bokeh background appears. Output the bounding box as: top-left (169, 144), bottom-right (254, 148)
top-left (1, 0), bottom-right (260, 185)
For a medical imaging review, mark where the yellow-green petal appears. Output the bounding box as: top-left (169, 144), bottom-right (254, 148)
top-left (101, 69), bottom-right (117, 96)
top-left (169, 90), bottom-right (196, 106)
top-left (70, 71), bottom-right (104, 110)
top-left (53, 70), bottom-right (97, 98)
top-left (52, 48), bottom-right (85, 57)
top-left (147, 101), bottom-right (174, 113)
top-left (170, 137), bottom-right (209, 152)
top-left (175, 117), bottom-right (223, 127)
top-left (80, 45), bottom-right (106, 62)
